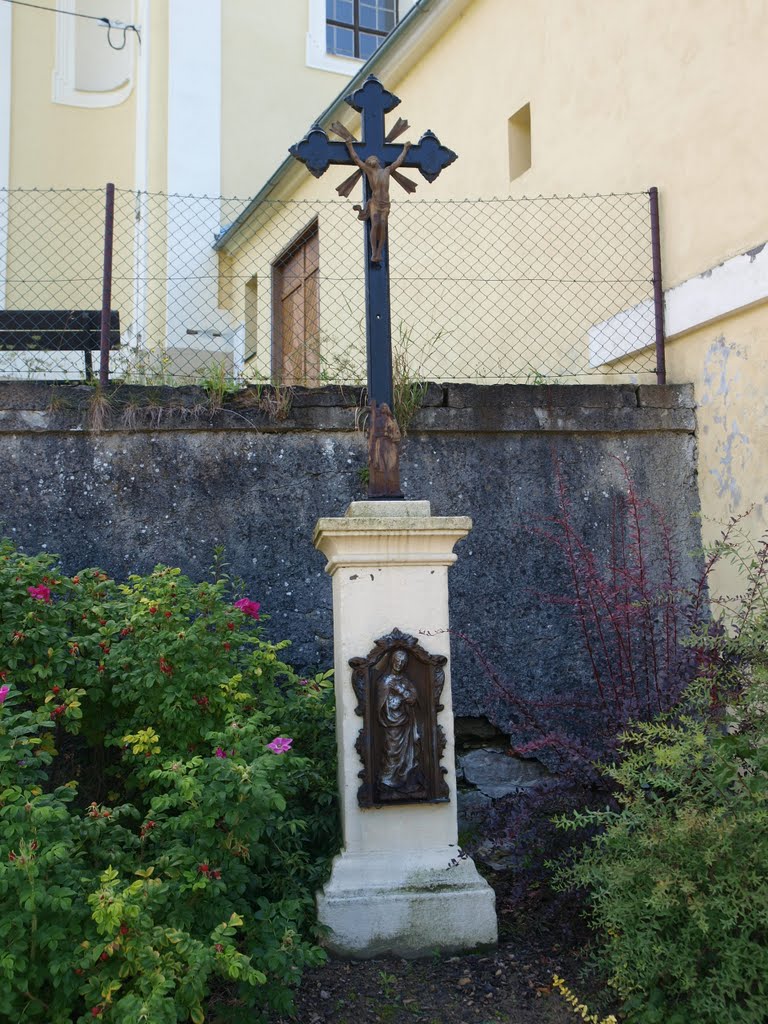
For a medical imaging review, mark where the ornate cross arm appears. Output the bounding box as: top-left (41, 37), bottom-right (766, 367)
top-left (290, 124), bottom-right (456, 183)
top-left (289, 76), bottom-right (456, 183)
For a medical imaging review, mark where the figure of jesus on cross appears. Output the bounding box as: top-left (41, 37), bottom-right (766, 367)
top-left (290, 76), bottom-right (456, 498)
top-left (330, 120), bottom-right (412, 264)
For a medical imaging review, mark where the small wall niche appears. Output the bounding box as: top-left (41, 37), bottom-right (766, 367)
top-left (507, 103), bottom-right (532, 181)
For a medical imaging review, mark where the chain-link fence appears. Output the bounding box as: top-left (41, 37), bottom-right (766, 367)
top-left (0, 185), bottom-right (663, 386)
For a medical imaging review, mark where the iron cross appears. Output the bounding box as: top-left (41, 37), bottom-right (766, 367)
top-left (289, 75), bottom-right (457, 413)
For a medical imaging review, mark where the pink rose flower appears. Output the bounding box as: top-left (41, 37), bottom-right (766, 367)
top-left (214, 747), bottom-right (227, 758)
top-left (233, 598), bottom-right (260, 620)
top-left (0, 684), bottom-right (10, 705)
top-left (267, 736), bottom-right (293, 754)
top-left (27, 584), bottom-right (51, 603)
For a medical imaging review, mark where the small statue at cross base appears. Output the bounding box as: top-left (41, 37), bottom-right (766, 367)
top-left (368, 400), bottom-right (403, 499)
top-left (331, 121), bottom-right (412, 264)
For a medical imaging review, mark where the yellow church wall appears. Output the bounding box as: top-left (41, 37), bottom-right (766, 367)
top-left (144, 3), bottom-right (169, 194)
top-left (666, 302), bottom-right (768, 601)
top-left (224, 0), bottom-right (768, 576)
top-left (373, 0), bottom-right (768, 289)
top-left (221, 7), bottom-right (357, 198)
top-left (8, 5), bottom-right (137, 189)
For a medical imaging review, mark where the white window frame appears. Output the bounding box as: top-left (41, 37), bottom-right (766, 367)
top-left (307, 0), bottom-right (364, 75)
top-left (52, 0), bottom-right (135, 108)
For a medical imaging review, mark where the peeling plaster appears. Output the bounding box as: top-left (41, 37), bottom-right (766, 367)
top-left (700, 337), bottom-right (750, 508)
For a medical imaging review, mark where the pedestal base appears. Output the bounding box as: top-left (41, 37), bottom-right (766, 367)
top-left (317, 847), bottom-right (498, 958)
top-left (314, 501), bottom-right (498, 958)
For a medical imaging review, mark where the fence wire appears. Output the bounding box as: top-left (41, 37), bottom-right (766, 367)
top-left (0, 186), bottom-right (660, 386)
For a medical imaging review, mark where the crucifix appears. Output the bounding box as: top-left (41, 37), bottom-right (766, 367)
top-left (289, 75), bottom-right (457, 498)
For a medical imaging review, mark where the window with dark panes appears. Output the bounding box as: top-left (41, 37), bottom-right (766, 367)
top-left (326, 0), bottom-right (398, 60)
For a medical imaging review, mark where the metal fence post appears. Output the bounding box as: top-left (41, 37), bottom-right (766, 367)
top-left (649, 186), bottom-right (666, 386)
top-left (99, 182), bottom-right (115, 388)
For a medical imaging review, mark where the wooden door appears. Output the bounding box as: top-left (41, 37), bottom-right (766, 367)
top-left (272, 224), bottom-right (320, 385)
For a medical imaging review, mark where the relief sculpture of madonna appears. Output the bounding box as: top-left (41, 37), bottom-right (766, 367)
top-left (377, 650), bottom-right (423, 797)
top-left (350, 629), bottom-right (450, 808)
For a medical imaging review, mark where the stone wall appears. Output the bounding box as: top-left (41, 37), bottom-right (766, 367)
top-left (0, 381), bottom-right (700, 750)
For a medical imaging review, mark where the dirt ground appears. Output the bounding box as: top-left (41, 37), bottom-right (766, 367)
top-left (268, 886), bottom-right (598, 1024)
top-left (271, 944), bottom-right (579, 1024)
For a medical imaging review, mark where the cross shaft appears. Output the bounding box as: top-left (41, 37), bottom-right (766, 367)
top-left (290, 76), bottom-right (456, 496)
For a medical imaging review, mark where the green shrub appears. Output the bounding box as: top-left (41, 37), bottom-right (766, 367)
top-left (554, 530), bottom-right (768, 1024)
top-left (0, 540), bottom-right (338, 1022)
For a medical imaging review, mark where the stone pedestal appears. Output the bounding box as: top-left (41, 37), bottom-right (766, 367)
top-left (312, 500), bottom-right (498, 958)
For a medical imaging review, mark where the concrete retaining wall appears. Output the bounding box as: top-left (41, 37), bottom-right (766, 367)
top-left (0, 381), bottom-right (700, 730)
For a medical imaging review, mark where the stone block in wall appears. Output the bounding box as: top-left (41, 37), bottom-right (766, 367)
top-left (636, 383), bottom-right (695, 408)
top-left (459, 749), bottom-right (550, 800)
top-left (444, 383), bottom-right (638, 410)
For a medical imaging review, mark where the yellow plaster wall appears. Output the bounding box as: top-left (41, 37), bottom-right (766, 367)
top-left (665, 302), bottom-right (768, 598)
top-left (260, 0), bottom-right (768, 290)
top-left (220, 4), bottom-right (368, 198)
top-left (9, 5), bottom-right (137, 188)
top-left (145, 3), bottom-right (169, 193)
top-left (368, 0), bottom-right (767, 288)
top-left (229, 0), bottom-right (767, 575)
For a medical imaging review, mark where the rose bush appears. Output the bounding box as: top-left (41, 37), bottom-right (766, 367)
top-left (0, 539), bottom-right (338, 1022)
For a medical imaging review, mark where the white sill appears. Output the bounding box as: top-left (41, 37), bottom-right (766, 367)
top-left (588, 241), bottom-right (768, 366)
top-left (306, 32), bottom-right (365, 76)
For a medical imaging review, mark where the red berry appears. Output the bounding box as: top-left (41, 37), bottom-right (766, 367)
top-left (119, 924), bottom-right (129, 935)
top-left (100, 952), bottom-right (108, 961)
top-left (164, 611), bottom-right (172, 618)
top-left (99, 620), bottom-right (107, 626)
top-left (149, 607), bottom-right (157, 615)
top-left (226, 622), bottom-right (234, 631)
top-left (198, 863), bottom-right (210, 874)
top-left (51, 685), bottom-right (60, 694)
